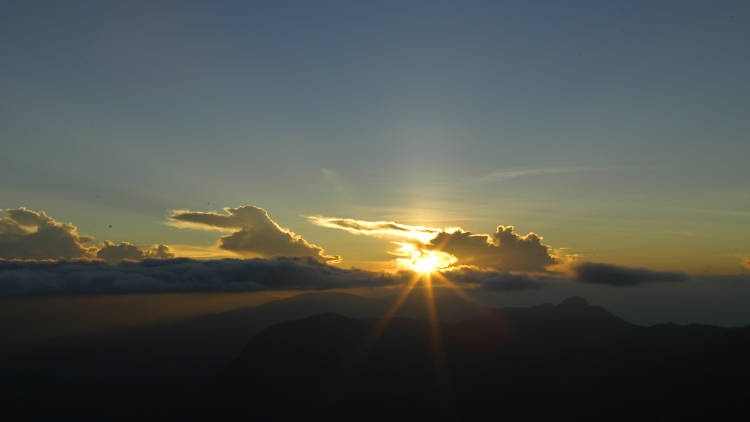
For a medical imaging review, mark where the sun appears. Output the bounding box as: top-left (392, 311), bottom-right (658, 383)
top-left (395, 244), bottom-right (456, 274)
top-left (410, 253), bottom-right (444, 273)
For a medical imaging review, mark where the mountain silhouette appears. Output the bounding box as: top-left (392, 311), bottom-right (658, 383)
top-left (216, 297), bottom-right (750, 417)
top-left (4, 294), bottom-right (750, 418)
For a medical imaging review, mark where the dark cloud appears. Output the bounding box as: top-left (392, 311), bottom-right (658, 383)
top-left (573, 262), bottom-right (689, 286)
top-left (440, 266), bottom-right (546, 291)
top-left (171, 206), bottom-right (339, 262)
top-left (0, 208), bottom-right (95, 260)
top-left (0, 257), bottom-right (394, 297)
top-left (426, 226), bottom-right (556, 272)
top-left (95, 241), bottom-right (176, 264)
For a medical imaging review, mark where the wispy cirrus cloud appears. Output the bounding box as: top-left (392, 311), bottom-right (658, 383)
top-left (308, 216), bottom-right (444, 243)
top-left (477, 166), bottom-right (605, 183)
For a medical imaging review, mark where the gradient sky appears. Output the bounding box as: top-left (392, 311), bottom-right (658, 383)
top-left (2, 0), bottom-right (749, 273)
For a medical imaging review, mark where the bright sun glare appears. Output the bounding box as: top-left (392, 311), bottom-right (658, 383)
top-left (396, 244), bottom-right (456, 274)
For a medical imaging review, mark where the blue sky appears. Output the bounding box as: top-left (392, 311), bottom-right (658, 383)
top-left (2, 0), bottom-right (749, 273)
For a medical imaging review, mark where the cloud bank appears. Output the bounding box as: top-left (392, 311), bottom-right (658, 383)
top-left (171, 206), bottom-right (339, 262)
top-left (440, 266), bottom-right (547, 291)
top-left (573, 262), bottom-right (689, 286)
top-left (0, 257), bottom-right (394, 297)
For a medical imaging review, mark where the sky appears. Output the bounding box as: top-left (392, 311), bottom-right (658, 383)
top-left (1, 1), bottom-right (750, 324)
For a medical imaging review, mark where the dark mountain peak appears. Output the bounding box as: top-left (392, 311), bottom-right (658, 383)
top-left (558, 296), bottom-right (589, 307)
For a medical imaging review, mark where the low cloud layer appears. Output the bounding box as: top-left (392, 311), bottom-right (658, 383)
top-left (171, 206), bottom-right (339, 262)
top-left (0, 257), bottom-right (393, 297)
top-left (440, 266), bottom-right (547, 291)
top-left (573, 262), bottom-right (689, 286)
top-left (0, 208), bottom-right (95, 260)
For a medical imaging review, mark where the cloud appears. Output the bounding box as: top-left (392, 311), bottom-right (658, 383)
top-left (743, 257), bottom-right (750, 271)
top-left (308, 216), bottom-right (441, 243)
top-left (146, 244), bottom-right (175, 260)
top-left (171, 206), bottom-right (339, 262)
top-left (0, 208), bottom-right (95, 260)
top-left (478, 166), bottom-right (605, 183)
top-left (573, 262), bottom-right (689, 286)
top-left (0, 257), bottom-right (398, 297)
top-left (310, 216), bottom-right (557, 271)
top-left (96, 241), bottom-right (176, 264)
top-left (440, 266), bottom-right (546, 291)
top-left (425, 226), bottom-right (557, 272)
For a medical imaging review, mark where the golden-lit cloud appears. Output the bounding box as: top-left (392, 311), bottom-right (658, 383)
top-left (742, 257), bottom-right (750, 271)
top-left (309, 216), bottom-right (556, 272)
top-left (425, 226), bottom-right (556, 272)
top-left (96, 241), bottom-right (176, 264)
top-left (171, 206), bottom-right (339, 262)
top-left (0, 208), bottom-right (96, 260)
top-left (0, 208), bottom-right (178, 264)
top-left (308, 216), bottom-right (443, 243)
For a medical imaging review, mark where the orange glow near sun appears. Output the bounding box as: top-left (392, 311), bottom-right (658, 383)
top-left (395, 243), bottom-right (456, 274)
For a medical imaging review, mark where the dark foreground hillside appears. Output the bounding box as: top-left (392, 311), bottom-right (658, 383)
top-left (4, 296), bottom-right (750, 418)
top-left (217, 297), bottom-right (750, 417)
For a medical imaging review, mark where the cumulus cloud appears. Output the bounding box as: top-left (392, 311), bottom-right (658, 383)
top-left (440, 266), bottom-right (547, 291)
top-left (425, 226), bottom-right (556, 272)
top-left (146, 244), bottom-right (176, 260)
top-left (573, 262), bottom-right (689, 286)
top-left (0, 208), bottom-right (95, 260)
top-left (96, 241), bottom-right (176, 264)
top-left (0, 257), bottom-right (398, 297)
top-left (171, 206), bottom-right (339, 262)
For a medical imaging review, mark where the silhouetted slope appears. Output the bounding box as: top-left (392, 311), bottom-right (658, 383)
top-left (1, 291), bottom-right (484, 385)
top-left (5, 294), bottom-right (750, 417)
top-left (219, 297), bottom-right (750, 416)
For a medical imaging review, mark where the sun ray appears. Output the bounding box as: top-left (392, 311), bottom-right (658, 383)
top-left (364, 272), bottom-right (421, 348)
top-left (423, 274), bottom-right (446, 369)
top-left (431, 271), bottom-right (488, 311)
